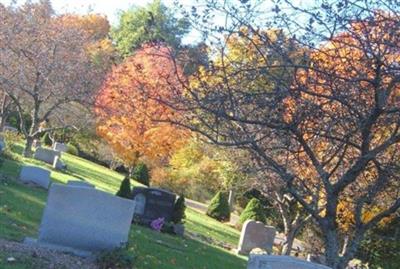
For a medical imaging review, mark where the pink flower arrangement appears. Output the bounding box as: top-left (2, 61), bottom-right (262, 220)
top-left (150, 217), bottom-right (165, 232)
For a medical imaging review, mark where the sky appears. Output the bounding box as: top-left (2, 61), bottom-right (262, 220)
top-left (0, 0), bottom-right (179, 26)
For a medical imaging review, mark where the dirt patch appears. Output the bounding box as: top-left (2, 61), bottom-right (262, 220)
top-left (0, 239), bottom-right (98, 269)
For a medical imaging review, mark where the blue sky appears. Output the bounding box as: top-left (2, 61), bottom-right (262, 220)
top-left (0, 0), bottom-right (181, 25)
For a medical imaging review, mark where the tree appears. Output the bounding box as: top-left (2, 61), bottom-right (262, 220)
top-left (116, 177), bottom-right (132, 199)
top-left (132, 162), bottom-right (150, 186)
top-left (172, 195), bottom-right (186, 224)
top-left (0, 1), bottom-right (106, 156)
top-left (206, 191), bottom-right (230, 222)
top-left (169, 2), bottom-right (400, 268)
top-left (112, 0), bottom-right (190, 57)
top-left (0, 92), bottom-right (13, 131)
top-left (239, 198), bottom-right (266, 225)
top-left (95, 44), bottom-right (189, 168)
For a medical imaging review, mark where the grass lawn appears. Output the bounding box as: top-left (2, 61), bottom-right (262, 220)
top-left (0, 144), bottom-right (246, 269)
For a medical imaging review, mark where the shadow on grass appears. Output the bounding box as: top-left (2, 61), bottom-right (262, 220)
top-left (0, 177), bottom-right (47, 241)
top-left (130, 224), bottom-right (247, 269)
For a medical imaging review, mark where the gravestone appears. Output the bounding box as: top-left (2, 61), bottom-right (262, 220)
top-left (19, 166), bottom-right (51, 189)
top-left (34, 147), bottom-right (60, 165)
top-left (32, 139), bottom-right (41, 149)
top-left (67, 180), bottom-right (95, 188)
top-left (0, 138), bottom-right (5, 152)
top-left (53, 142), bottom-right (67, 153)
top-left (247, 255), bottom-right (332, 269)
top-left (237, 220), bottom-right (276, 255)
top-left (25, 183), bottom-right (135, 256)
top-left (52, 156), bottom-right (66, 170)
top-left (228, 190), bottom-right (234, 209)
top-left (131, 187), bottom-right (176, 224)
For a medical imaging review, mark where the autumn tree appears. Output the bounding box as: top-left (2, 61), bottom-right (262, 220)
top-left (95, 44), bottom-right (188, 171)
top-left (167, 1), bottom-right (400, 268)
top-left (0, 1), bottom-right (106, 156)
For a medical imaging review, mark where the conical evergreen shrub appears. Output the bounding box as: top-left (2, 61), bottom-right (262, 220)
top-left (172, 195), bottom-right (186, 224)
top-left (132, 162), bottom-right (150, 186)
top-left (239, 198), bottom-right (266, 225)
top-left (116, 177), bottom-right (132, 199)
top-left (206, 191), bottom-right (230, 222)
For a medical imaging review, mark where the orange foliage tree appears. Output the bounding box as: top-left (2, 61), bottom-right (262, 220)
top-left (95, 44), bottom-right (189, 169)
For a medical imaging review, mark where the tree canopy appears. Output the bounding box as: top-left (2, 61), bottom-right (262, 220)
top-left (112, 0), bottom-right (190, 57)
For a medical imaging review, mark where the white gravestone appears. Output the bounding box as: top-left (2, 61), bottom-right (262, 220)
top-left (25, 183), bottom-right (135, 256)
top-left (34, 147), bottom-right (60, 165)
top-left (19, 166), bottom-right (51, 189)
top-left (52, 156), bottom-right (66, 170)
top-left (247, 255), bottom-right (332, 269)
top-left (53, 142), bottom-right (68, 153)
top-left (67, 180), bottom-right (95, 188)
top-left (238, 220), bottom-right (276, 255)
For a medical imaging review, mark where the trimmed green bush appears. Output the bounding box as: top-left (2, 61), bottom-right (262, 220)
top-left (206, 191), bottom-right (230, 222)
top-left (172, 195), bottom-right (186, 224)
top-left (239, 198), bottom-right (266, 225)
top-left (116, 177), bottom-right (131, 199)
top-left (132, 162), bottom-right (150, 186)
top-left (41, 132), bottom-right (52, 146)
top-left (66, 143), bottom-right (79, 156)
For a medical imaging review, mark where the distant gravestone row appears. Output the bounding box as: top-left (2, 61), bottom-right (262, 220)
top-left (25, 183), bottom-right (135, 256)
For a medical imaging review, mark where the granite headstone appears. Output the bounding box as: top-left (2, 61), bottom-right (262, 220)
top-left (19, 166), bottom-right (51, 189)
top-left (247, 255), bottom-right (332, 269)
top-left (53, 142), bottom-right (68, 153)
top-left (25, 183), bottom-right (135, 256)
top-left (238, 220), bottom-right (276, 255)
top-left (34, 147), bottom-right (60, 165)
top-left (131, 187), bottom-right (176, 224)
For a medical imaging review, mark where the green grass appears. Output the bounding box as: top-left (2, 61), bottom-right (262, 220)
top-left (0, 144), bottom-right (246, 269)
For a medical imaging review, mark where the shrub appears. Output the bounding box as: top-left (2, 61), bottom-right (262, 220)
top-left (239, 198), bottom-right (266, 225)
top-left (1, 131), bottom-right (23, 161)
top-left (41, 132), bottom-right (52, 146)
top-left (206, 191), bottom-right (230, 222)
top-left (66, 143), bottom-right (79, 156)
top-left (116, 177), bottom-right (131, 199)
top-left (132, 162), bottom-right (150, 186)
top-left (97, 247), bottom-right (135, 269)
top-left (172, 195), bottom-right (186, 224)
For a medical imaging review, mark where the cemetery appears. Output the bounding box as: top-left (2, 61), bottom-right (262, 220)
top-left (0, 0), bottom-right (399, 269)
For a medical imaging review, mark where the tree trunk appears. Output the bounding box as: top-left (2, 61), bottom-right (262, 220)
top-left (324, 229), bottom-right (341, 269)
top-left (23, 136), bottom-right (34, 157)
top-left (282, 228), bottom-right (296, 255)
top-left (0, 115), bottom-right (6, 132)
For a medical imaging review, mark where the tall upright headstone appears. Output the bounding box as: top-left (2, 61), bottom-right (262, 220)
top-left (237, 220), bottom-right (276, 255)
top-left (25, 183), bottom-right (135, 256)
